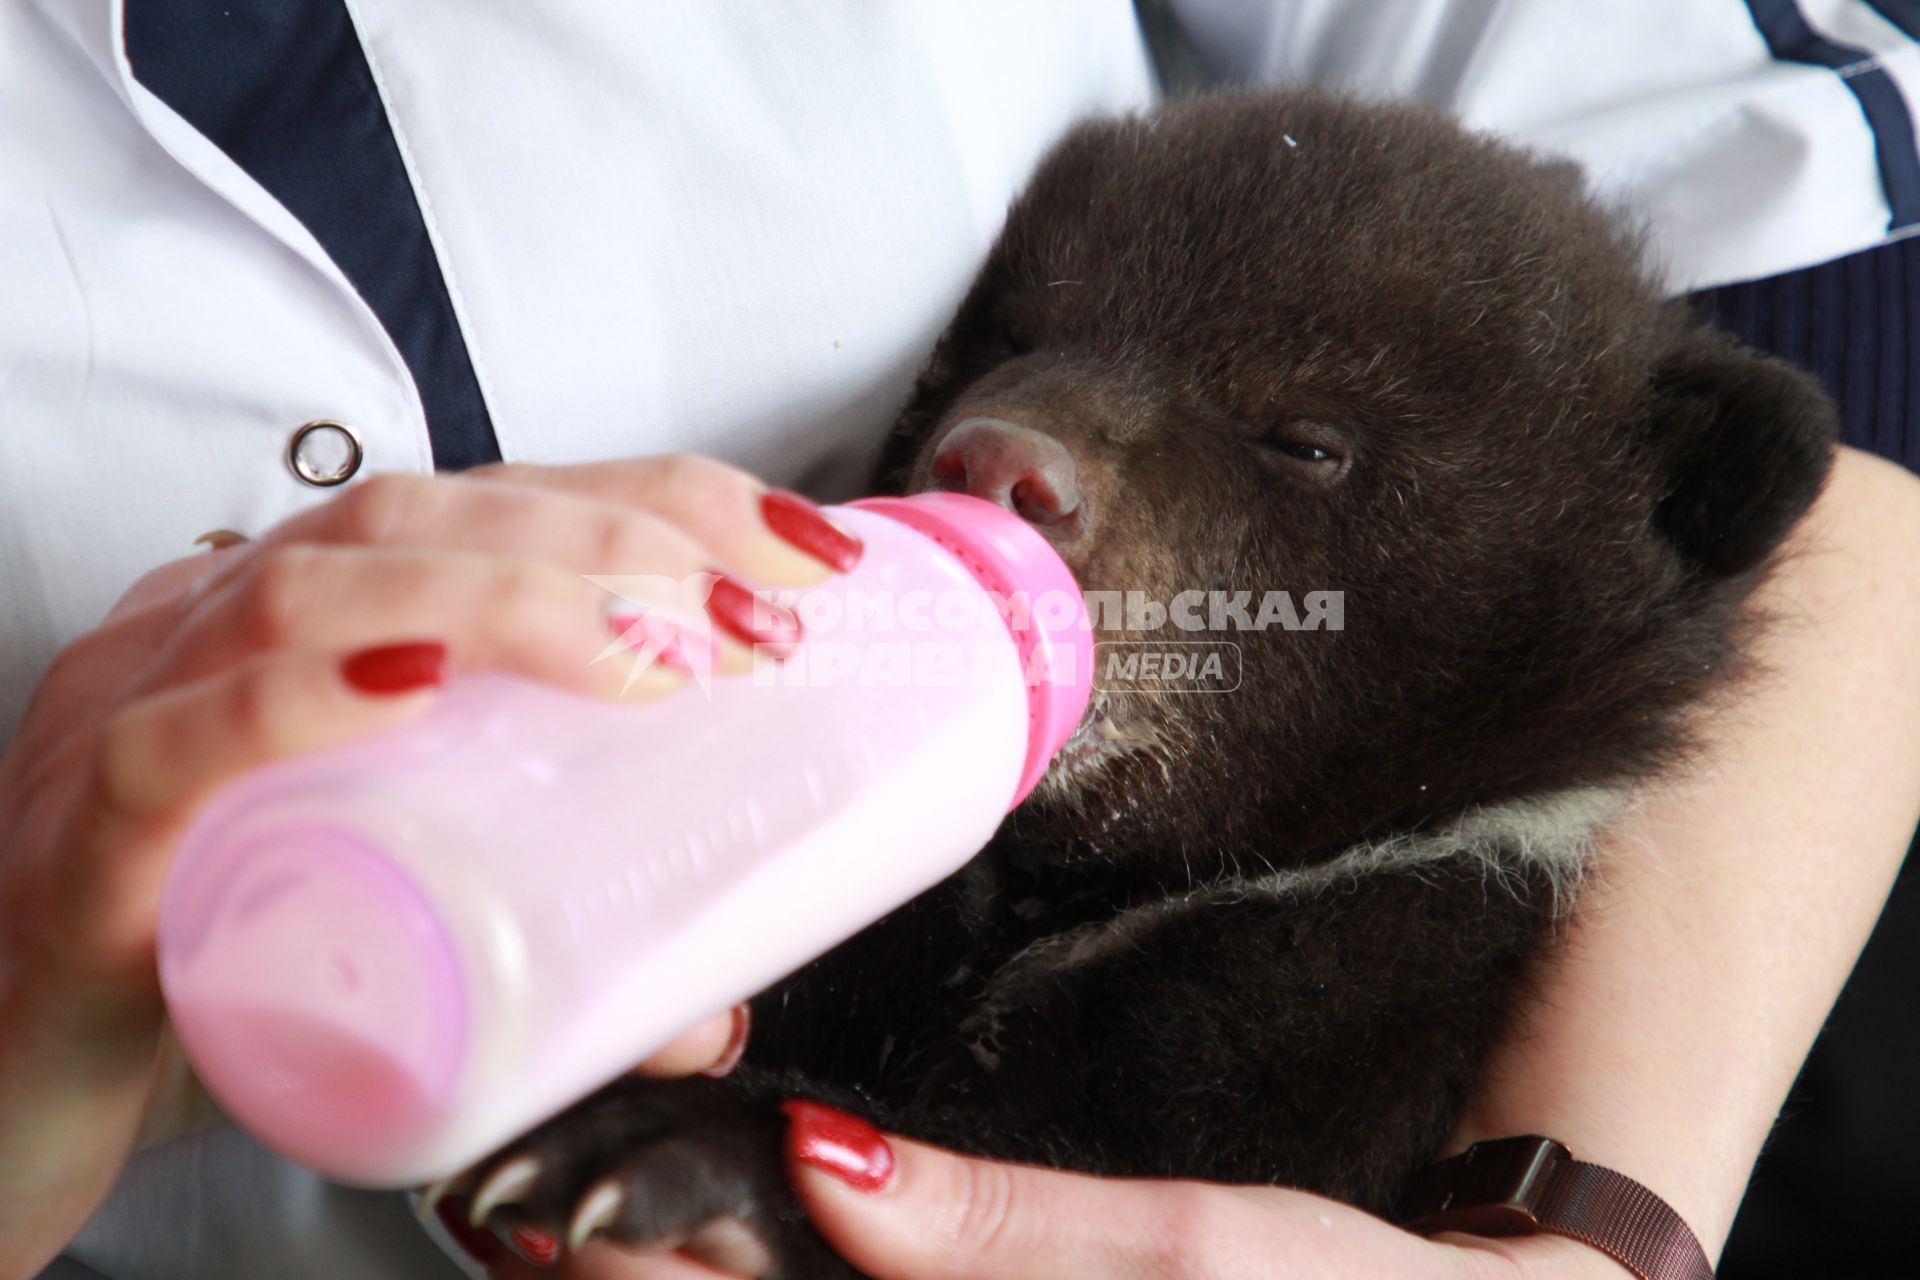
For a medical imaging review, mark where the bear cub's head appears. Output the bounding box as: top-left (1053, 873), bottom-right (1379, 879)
top-left (876, 91), bottom-right (1835, 882)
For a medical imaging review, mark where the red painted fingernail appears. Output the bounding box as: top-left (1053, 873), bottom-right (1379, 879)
top-left (782, 1099), bottom-right (895, 1192)
top-left (504, 1223), bottom-right (561, 1268)
top-left (705, 574), bottom-right (803, 659)
top-left (341, 641), bottom-right (447, 695)
top-left (761, 489), bottom-right (863, 573)
top-left (700, 1004), bottom-right (753, 1078)
top-left (432, 1195), bottom-right (504, 1266)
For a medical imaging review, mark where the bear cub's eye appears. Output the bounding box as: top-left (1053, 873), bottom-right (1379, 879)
top-left (1248, 422), bottom-right (1351, 483)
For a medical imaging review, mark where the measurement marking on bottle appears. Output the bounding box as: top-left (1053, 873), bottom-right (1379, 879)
top-left (568, 807), bottom-right (761, 947)
top-left (700, 816), bottom-right (728, 870)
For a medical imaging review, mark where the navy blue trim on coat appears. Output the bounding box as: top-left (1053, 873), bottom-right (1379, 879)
top-left (1743, 0), bottom-right (1920, 230)
top-left (125, 0), bottom-right (502, 471)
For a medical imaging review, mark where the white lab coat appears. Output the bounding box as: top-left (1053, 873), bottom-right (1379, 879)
top-left (1175, 0), bottom-right (1920, 292)
top-left (5, 2), bottom-right (1916, 1277)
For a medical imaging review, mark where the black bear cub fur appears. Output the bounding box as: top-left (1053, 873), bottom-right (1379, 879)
top-left (463, 91), bottom-right (1835, 1274)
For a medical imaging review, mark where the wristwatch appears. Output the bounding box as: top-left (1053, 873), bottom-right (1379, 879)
top-left (1397, 1136), bottom-right (1715, 1280)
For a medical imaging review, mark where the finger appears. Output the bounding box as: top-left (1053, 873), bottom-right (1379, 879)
top-left (786, 1107), bottom-right (1160, 1280)
top-left (629, 1006), bottom-right (749, 1079)
top-left (42, 642), bottom-right (457, 989)
top-left (26, 526), bottom-right (750, 761)
top-left (13, 539), bottom-right (277, 770)
top-left (258, 471), bottom-right (745, 576)
top-left (2, 609), bottom-right (178, 789)
top-left (10, 544), bottom-right (261, 757)
top-left (24, 457), bottom-right (841, 755)
top-left (465, 455), bottom-right (862, 585)
top-left (104, 539), bottom-right (251, 624)
top-left (138, 543), bottom-right (720, 701)
top-left (785, 1106), bottom-right (1481, 1280)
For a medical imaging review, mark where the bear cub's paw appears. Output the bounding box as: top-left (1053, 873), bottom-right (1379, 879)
top-left (458, 1073), bottom-right (861, 1278)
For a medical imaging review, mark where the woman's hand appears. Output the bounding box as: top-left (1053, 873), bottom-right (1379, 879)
top-left (0, 456), bottom-right (861, 1277)
top-left (486, 1114), bottom-right (1628, 1280)
top-left (785, 1118), bottom-right (1631, 1280)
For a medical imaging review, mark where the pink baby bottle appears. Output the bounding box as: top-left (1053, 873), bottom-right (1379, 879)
top-left (156, 492), bottom-right (1092, 1186)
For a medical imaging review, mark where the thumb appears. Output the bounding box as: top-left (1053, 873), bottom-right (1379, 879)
top-left (629, 1004), bottom-right (749, 1079)
top-left (782, 1102), bottom-right (1524, 1280)
top-left (782, 1101), bottom-right (1255, 1280)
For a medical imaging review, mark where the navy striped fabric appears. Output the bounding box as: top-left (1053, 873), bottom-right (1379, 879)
top-left (124, 0), bottom-right (502, 471)
top-left (1694, 235), bottom-right (1920, 473)
top-left (1743, 0), bottom-right (1920, 230)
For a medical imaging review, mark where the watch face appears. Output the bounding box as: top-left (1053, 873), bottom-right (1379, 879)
top-left (1397, 1135), bottom-right (1566, 1234)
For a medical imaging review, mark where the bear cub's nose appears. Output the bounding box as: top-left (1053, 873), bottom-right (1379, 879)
top-left (929, 418), bottom-right (1083, 531)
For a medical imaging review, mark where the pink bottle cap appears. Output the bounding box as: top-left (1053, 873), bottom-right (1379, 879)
top-left (158, 824), bottom-right (468, 1179)
top-left (848, 492), bottom-right (1094, 808)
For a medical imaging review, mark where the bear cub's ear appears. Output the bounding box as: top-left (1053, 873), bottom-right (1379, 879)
top-left (1647, 325), bottom-right (1837, 579)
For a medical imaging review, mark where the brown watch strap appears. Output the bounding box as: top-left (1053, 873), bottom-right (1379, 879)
top-left (1396, 1136), bottom-right (1715, 1280)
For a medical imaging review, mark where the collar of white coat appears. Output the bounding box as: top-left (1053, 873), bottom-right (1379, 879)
top-left (34, 0), bottom-right (429, 440)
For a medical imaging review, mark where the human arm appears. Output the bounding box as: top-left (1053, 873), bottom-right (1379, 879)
top-left (1447, 443), bottom-right (1920, 1258)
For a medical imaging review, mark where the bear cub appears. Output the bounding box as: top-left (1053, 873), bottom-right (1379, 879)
top-left (452, 90), bottom-right (1835, 1276)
